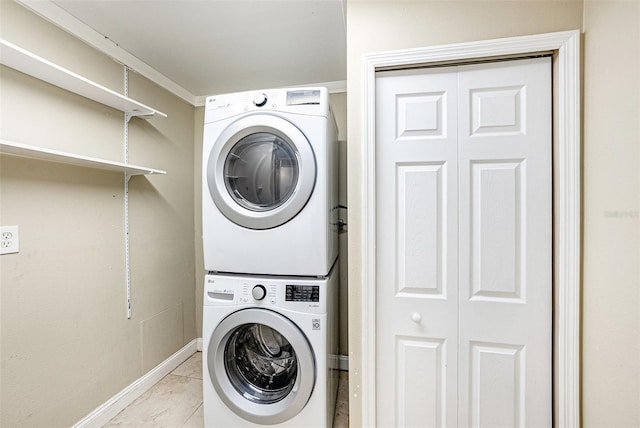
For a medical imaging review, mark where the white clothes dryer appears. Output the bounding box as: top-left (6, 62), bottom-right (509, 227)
top-left (202, 87), bottom-right (338, 276)
top-left (203, 265), bottom-right (339, 427)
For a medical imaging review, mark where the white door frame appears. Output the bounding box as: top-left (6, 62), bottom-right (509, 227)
top-left (361, 30), bottom-right (580, 427)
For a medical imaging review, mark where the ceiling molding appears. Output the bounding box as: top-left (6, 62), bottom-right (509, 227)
top-left (16, 0), bottom-right (198, 106)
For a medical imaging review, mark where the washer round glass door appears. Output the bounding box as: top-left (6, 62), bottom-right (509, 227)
top-left (208, 308), bottom-right (316, 424)
top-left (207, 115), bottom-right (316, 230)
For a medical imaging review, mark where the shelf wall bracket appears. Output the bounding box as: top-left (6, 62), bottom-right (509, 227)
top-left (123, 66), bottom-right (132, 320)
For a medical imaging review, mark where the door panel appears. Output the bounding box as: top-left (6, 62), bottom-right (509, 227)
top-left (469, 86), bottom-right (525, 136)
top-left (458, 58), bottom-right (551, 427)
top-left (376, 58), bottom-right (551, 427)
top-left (397, 337), bottom-right (446, 427)
top-left (396, 91), bottom-right (448, 139)
top-left (470, 160), bottom-right (525, 301)
top-left (376, 67), bottom-right (459, 428)
top-left (396, 162), bottom-right (446, 296)
top-left (470, 342), bottom-right (525, 427)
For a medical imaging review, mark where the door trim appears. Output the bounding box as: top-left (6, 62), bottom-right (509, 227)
top-left (361, 30), bottom-right (580, 427)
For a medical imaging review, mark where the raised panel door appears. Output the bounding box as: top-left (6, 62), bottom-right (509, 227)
top-left (375, 57), bottom-right (551, 427)
top-left (376, 68), bottom-right (459, 428)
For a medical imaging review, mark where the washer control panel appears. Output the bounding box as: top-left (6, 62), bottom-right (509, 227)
top-left (204, 274), bottom-right (327, 312)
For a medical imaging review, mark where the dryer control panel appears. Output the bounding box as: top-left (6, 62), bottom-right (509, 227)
top-left (203, 87), bottom-right (329, 123)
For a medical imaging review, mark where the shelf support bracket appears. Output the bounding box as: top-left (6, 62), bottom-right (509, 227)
top-left (123, 66), bottom-right (132, 319)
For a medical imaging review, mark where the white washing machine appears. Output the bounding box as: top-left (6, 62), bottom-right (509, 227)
top-left (203, 265), bottom-right (339, 427)
top-left (202, 87), bottom-right (338, 276)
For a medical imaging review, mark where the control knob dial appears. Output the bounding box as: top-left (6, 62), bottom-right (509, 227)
top-left (252, 93), bottom-right (268, 107)
top-left (252, 284), bottom-right (267, 301)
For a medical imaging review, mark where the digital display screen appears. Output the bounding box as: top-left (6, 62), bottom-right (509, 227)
top-left (285, 284), bottom-right (320, 302)
top-left (286, 90), bottom-right (321, 106)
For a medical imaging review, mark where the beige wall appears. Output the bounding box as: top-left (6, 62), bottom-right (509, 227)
top-left (332, 91), bottom-right (349, 355)
top-left (0, 1), bottom-right (196, 426)
top-left (582, 1), bottom-right (640, 426)
top-left (348, 1), bottom-right (640, 425)
top-left (194, 106), bottom-right (205, 339)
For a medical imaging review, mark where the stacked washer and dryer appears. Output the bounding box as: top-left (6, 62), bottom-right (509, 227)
top-left (202, 88), bottom-right (340, 427)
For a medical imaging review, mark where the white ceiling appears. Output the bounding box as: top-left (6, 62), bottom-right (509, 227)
top-left (33, 0), bottom-right (346, 101)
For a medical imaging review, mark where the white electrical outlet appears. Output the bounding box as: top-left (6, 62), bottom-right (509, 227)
top-left (1, 226), bottom-right (19, 255)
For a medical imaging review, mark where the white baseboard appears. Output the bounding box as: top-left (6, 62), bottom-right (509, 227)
top-left (196, 337), bottom-right (203, 352)
top-left (337, 355), bottom-right (349, 371)
top-left (328, 354), bottom-right (349, 372)
top-left (73, 339), bottom-right (198, 428)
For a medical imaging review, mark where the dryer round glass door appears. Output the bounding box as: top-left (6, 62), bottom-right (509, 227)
top-left (224, 132), bottom-right (299, 212)
top-left (207, 308), bottom-right (316, 425)
top-left (206, 115), bottom-right (316, 230)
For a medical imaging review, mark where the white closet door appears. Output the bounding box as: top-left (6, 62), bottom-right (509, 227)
top-left (375, 57), bottom-right (552, 428)
top-left (376, 67), bottom-right (459, 428)
top-left (457, 58), bottom-right (552, 427)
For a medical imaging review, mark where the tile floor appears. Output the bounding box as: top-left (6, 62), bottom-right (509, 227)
top-left (103, 351), bottom-right (349, 427)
